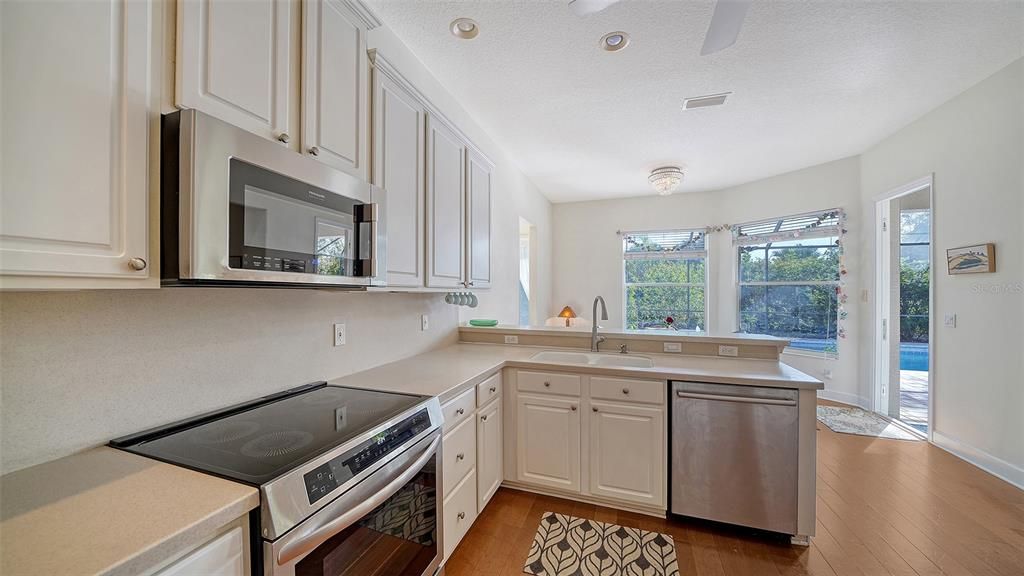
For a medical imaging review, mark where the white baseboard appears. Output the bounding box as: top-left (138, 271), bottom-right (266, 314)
top-left (932, 431), bottom-right (1024, 490)
top-left (817, 389), bottom-right (870, 409)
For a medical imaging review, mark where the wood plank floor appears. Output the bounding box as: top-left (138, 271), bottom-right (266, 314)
top-left (441, 401), bottom-right (1024, 576)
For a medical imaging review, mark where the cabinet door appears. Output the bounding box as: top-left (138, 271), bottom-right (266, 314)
top-left (0, 0), bottom-right (157, 287)
top-left (466, 150), bottom-right (492, 289)
top-left (177, 0), bottom-right (294, 144)
top-left (425, 116), bottom-right (465, 288)
top-left (372, 66), bottom-right (425, 287)
top-left (302, 0), bottom-right (370, 177)
top-left (477, 399), bottom-right (503, 510)
top-left (516, 394), bottom-right (580, 492)
top-left (588, 401), bottom-right (665, 507)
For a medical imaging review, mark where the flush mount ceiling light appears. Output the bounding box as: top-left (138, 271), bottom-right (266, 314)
top-left (649, 166), bottom-right (685, 196)
top-left (600, 31), bottom-right (630, 52)
top-left (450, 18), bottom-right (479, 40)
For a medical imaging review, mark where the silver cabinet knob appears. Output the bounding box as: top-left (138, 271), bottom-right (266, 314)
top-left (592, 407), bottom-right (598, 412)
top-left (128, 257), bottom-right (147, 271)
top-left (571, 405), bottom-right (577, 411)
top-left (456, 408), bottom-right (465, 415)
top-left (309, 146), bottom-right (320, 156)
top-left (489, 386), bottom-right (497, 393)
top-left (622, 388), bottom-right (630, 395)
top-left (543, 382), bottom-right (550, 387)
top-left (467, 281), bottom-right (475, 287)
top-left (481, 414), bottom-right (488, 422)
top-left (456, 453), bottom-right (465, 461)
top-left (277, 133), bottom-right (290, 144)
top-left (457, 511), bottom-right (466, 520)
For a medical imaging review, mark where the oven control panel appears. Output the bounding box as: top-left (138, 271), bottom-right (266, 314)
top-left (303, 409), bottom-right (431, 504)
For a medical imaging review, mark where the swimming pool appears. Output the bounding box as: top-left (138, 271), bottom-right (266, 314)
top-left (788, 339), bottom-right (929, 371)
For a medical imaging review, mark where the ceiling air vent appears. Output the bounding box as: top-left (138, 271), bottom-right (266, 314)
top-left (683, 92), bottom-right (731, 110)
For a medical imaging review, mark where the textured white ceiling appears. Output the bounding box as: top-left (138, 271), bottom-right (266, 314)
top-left (367, 1), bottom-right (1024, 202)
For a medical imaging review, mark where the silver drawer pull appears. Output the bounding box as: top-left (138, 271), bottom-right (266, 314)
top-left (570, 405), bottom-right (577, 411)
top-left (481, 415), bottom-right (488, 422)
top-left (622, 388), bottom-right (630, 395)
top-left (457, 511), bottom-right (466, 520)
top-left (675, 391), bottom-right (797, 406)
top-left (544, 382), bottom-right (551, 387)
top-left (592, 407), bottom-right (598, 412)
top-left (456, 408), bottom-right (465, 415)
top-left (456, 453), bottom-right (465, 461)
top-left (489, 386), bottom-right (497, 393)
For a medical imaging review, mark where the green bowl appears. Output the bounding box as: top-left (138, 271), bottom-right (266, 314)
top-left (468, 319), bottom-right (499, 327)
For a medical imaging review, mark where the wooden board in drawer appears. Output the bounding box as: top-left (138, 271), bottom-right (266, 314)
top-left (442, 415), bottom-right (477, 497)
top-left (476, 372), bottom-right (502, 407)
top-left (442, 469), bottom-right (478, 562)
top-left (516, 370), bottom-right (581, 396)
top-left (441, 387), bottom-right (475, 432)
top-left (590, 376), bottom-right (665, 405)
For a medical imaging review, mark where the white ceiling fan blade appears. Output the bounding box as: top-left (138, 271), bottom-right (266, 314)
top-left (700, 0), bottom-right (752, 55)
top-left (568, 0), bottom-right (621, 17)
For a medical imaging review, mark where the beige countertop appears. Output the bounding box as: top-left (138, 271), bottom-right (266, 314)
top-left (458, 324), bottom-right (792, 348)
top-left (329, 343), bottom-right (823, 403)
top-left (0, 447), bottom-right (259, 576)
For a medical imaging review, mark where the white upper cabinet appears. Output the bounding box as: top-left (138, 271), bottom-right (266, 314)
top-left (425, 115), bottom-right (466, 288)
top-left (0, 0), bottom-right (161, 288)
top-left (466, 150), bottom-right (493, 289)
top-left (371, 55), bottom-right (426, 287)
top-left (302, 0), bottom-right (374, 178)
top-left (177, 0), bottom-right (295, 145)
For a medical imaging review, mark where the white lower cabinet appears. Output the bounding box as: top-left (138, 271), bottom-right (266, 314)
top-left (510, 370), bottom-right (667, 512)
top-left (515, 393), bottom-right (581, 492)
top-left (442, 469), bottom-right (478, 562)
top-left (589, 400), bottom-right (665, 507)
top-left (476, 399), bottom-right (503, 510)
top-left (156, 524), bottom-right (245, 576)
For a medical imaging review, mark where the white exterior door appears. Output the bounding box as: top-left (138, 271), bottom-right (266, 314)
top-left (425, 116), bottom-right (465, 288)
top-left (476, 399), bottom-right (503, 510)
top-left (516, 394), bottom-right (580, 492)
top-left (0, 0), bottom-right (158, 287)
top-left (302, 0), bottom-right (370, 177)
top-left (588, 401), bottom-right (665, 507)
top-left (466, 150), bottom-right (492, 289)
top-left (177, 0), bottom-right (294, 145)
top-left (372, 63), bottom-right (425, 287)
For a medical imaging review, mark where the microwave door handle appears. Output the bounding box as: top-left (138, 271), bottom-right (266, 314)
top-left (276, 433), bottom-right (440, 566)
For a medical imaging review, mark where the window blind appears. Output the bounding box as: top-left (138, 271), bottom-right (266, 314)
top-left (733, 209), bottom-right (841, 246)
top-left (623, 230), bottom-right (706, 260)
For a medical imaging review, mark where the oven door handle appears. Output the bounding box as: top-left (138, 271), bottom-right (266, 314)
top-left (276, 433), bottom-right (440, 566)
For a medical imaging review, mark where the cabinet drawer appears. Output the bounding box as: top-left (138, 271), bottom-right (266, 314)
top-left (442, 416), bottom-right (477, 497)
top-left (441, 388), bottom-right (475, 432)
top-left (442, 469), bottom-right (478, 562)
top-left (517, 370), bottom-right (581, 396)
top-left (590, 376), bottom-right (665, 405)
top-left (476, 372), bottom-right (502, 407)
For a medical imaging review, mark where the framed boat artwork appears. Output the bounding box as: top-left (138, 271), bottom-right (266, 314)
top-left (946, 243), bottom-right (995, 274)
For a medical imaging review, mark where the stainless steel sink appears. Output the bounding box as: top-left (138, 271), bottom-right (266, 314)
top-left (530, 351), bottom-right (654, 368)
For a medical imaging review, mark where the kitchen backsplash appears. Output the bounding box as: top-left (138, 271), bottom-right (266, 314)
top-left (0, 288), bottom-right (458, 474)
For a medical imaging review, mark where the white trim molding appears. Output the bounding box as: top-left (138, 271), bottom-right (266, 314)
top-left (817, 389), bottom-right (871, 409)
top-left (932, 431), bottom-right (1024, 490)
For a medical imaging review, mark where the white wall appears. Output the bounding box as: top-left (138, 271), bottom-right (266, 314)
top-left (552, 156), bottom-right (863, 403)
top-left (366, 27), bottom-right (553, 326)
top-left (859, 58), bottom-right (1023, 484)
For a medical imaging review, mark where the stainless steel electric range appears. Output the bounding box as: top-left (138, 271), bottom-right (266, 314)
top-left (111, 382), bottom-right (444, 576)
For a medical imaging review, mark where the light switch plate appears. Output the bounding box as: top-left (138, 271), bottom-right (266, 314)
top-left (334, 323), bottom-right (346, 346)
top-left (421, 314), bottom-right (429, 331)
top-left (718, 345), bottom-right (739, 357)
top-left (663, 342), bottom-right (682, 353)
top-left (944, 313), bottom-right (957, 328)
top-left (504, 335), bottom-right (519, 344)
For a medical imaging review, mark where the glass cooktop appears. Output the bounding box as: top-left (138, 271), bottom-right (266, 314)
top-left (119, 385), bottom-right (426, 485)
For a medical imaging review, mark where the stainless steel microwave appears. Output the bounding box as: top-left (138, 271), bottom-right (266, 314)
top-left (161, 109), bottom-right (386, 287)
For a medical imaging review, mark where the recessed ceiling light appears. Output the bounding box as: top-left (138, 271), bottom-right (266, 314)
top-left (600, 31), bottom-right (630, 52)
top-left (450, 18), bottom-right (479, 40)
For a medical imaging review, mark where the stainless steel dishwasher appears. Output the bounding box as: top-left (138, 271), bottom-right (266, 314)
top-left (670, 381), bottom-right (799, 534)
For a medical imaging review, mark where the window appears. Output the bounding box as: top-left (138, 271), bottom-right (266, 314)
top-left (736, 211), bottom-right (841, 352)
top-left (623, 229), bottom-right (707, 331)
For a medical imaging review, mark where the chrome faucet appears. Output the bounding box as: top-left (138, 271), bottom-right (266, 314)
top-left (591, 295), bottom-right (608, 352)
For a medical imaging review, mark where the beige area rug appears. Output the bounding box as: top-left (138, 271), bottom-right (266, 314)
top-left (523, 512), bottom-right (679, 576)
top-left (817, 405), bottom-right (921, 441)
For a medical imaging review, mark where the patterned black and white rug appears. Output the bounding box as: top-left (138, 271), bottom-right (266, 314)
top-left (523, 512), bottom-right (679, 576)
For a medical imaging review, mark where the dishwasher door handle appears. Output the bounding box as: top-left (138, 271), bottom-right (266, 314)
top-left (675, 391), bottom-right (797, 406)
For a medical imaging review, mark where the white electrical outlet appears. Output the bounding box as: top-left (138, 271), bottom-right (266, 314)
top-left (944, 313), bottom-right (957, 328)
top-left (718, 345), bottom-right (739, 357)
top-left (822, 368), bottom-right (833, 380)
top-left (504, 335), bottom-right (519, 344)
top-left (663, 342), bottom-right (682, 353)
top-left (421, 314), bottom-right (429, 331)
top-left (333, 323), bottom-right (346, 346)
